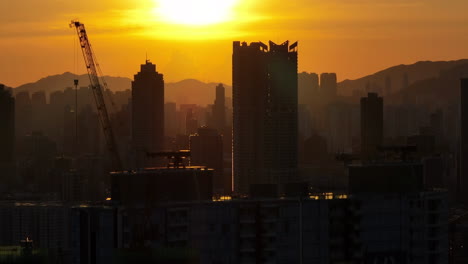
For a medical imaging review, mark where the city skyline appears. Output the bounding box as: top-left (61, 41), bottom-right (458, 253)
top-left (3, 0), bottom-right (468, 87)
top-left (1, 1), bottom-right (467, 262)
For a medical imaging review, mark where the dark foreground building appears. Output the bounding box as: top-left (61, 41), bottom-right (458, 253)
top-left (0, 84), bottom-right (15, 187)
top-left (111, 167), bottom-right (213, 206)
top-left (460, 79), bottom-right (468, 204)
top-left (189, 127), bottom-right (225, 194)
top-left (232, 40), bottom-right (298, 195)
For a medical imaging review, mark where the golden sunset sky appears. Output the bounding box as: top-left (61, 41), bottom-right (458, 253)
top-left (2, 0), bottom-right (468, 87)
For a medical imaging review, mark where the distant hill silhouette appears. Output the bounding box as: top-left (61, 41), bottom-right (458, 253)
top-left (336, 59), bottom-right (468, 96)
top-left (387, 62), bottom-right (468, 107)
top-left (12, 59), bottom-right (468, 108)
top-left (12, 72), bottom-right (231, 106)
top-left (14, 72), bottom-right (131, 95)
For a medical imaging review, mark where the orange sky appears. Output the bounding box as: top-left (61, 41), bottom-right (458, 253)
top-left (2, 0), bottom-right (468, 87)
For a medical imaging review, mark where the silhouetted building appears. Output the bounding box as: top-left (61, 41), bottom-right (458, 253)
top-left (63, 105), bottom-right (76, 155)
top-left (132, 60), bottom-right (164, 167)
top-left (407, 134), bottom-right (435, 155)
top-left (164, 102), bottom-right (177, 138)
top-left (117, 195), bottom-right (361, 263)
top-left (320, 73), bottom-right (337, 101)
top-left (49, 90), bottom-right (66, 150)
top-left (0, 85), bottom-right (15, 188)
top-left (325, 102), bottom-right (358, 153)
top-left (303, 134), bottom-right (328, 163)
top-left (185, 108), bottom-right (198, 135)
top-left (460, 79), bottom-right (468, 204)
top-left (430, 109), bottom-right (444, 147)
top-left (17, 131), bottom-right (57, 192)
top-left (423, 156), bottom-right (446, 189)
top-left (15, 91), bottom-right (32, 141)
top-left (212, 84), bottom-right (226, 132)
top-left (299, 72), bottom-right (319, 108)
top-left (62, 170), bottom-right (87, 202)
top-left (77, 104), bottom-right (101, 155)
top-left (349, 162), bottom-right (448, 263)
top-left (360, 93), bottom-right (383, 159)
top-left (189, 127), bottom-right (225, 194)
top-left (349, 162), bottom-right (424, 193)
top-left (233, 40), bottom-right (298, 194)
top-left (0, 85), bottom-right (15, 164)
top-left (31, 91), bottom-right (47, 134)
top-left (0, 202), bottom-right (115, 263)
top-left (111, 167), bottom-right (213, 206)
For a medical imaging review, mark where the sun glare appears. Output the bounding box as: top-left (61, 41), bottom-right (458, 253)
top-left (155, 0), bottom-right (238, 26)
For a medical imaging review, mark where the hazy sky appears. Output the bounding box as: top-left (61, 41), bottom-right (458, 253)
top-left (2, 0), bottom-right (468, 87)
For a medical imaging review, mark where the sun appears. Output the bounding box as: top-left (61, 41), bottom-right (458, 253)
top-left (155, 0), bottom-right (238, 26)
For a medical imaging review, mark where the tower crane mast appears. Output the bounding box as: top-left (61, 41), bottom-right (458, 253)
top-left (70, 20), bottom-right (123, 170)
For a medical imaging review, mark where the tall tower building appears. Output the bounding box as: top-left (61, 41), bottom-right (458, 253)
top-left (212, 84), bottom-right (226, 132)
top-left (132, 60), bottom-right (164, 166)
top-left (15, 91), bottom-right (32, 140)
top-left (31, 91), bottom-right (47, 133)
top-left (460, 79), bottom-right (468, 204)
top-left (320, 73), bottom-right (337, 101)
top-left (0, 85), bottom-right (15, 164)
top-left (360, 93), bottom-right (383, 160)
top-left (232, 40), bottom-right (298, 194)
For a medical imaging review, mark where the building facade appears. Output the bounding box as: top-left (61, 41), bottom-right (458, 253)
top-left (0, 85), bottom-right (15, 189)
top-left (232, 41), bottom-right (298, 195)
top-left (460, 79), bottom-right (468, 204)
top-left (132, 60), bottom-right (165, 167)
top-left (360, 92), bottom-right (383, 160)
top-left (212, 83), bottom-right (226, 132)
top-left (190, 127), bottom-right (225, 194)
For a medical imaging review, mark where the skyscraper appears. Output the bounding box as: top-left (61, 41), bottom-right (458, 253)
top-left (232, 40), bottom-right (298, 194)
top-left (0, 84), bottom-right (15, 165)
top-left (360, 93), bottom-right (383, 159)
top-left (189, 127), bottom-right (225, 194)
top-left (460, 79), bottom-right (468, 204)
top-left (132, 60), bottom-right (164, 166)
top-left (31, 91), bottom-right (47, 133)
top-left (15, 91), bottom-right (32, 140)
top-left (320, 73), bottom-right (337, 101)
top-left (212, 84), bottom-right (226, 132)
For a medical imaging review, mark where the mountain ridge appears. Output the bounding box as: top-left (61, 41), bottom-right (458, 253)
top-left (11, 72), bottom-right (232, 106)
top-left (337, 59), bottom-right (468, 95)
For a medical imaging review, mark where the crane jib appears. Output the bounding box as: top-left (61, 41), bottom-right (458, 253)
top-left (70, 20), bottom-right (123, 171)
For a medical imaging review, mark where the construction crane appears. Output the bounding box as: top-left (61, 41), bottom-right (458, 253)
top-left (70, 20), bottom-right (123, 171)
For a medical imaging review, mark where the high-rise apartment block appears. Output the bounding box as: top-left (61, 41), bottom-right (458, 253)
top-left (0, 85), bottom-right (15, 165)
top-left (232, 41), bottom-right (298, 194)
top-left (460, 79), bottom-right (468, 204)
top-left (212, 84), bottom-right (226, 132)
top-left (320, 72), bottom-right (337, 100)
top-left (190, 127), bottom-right (225, 194)
top-left (360, 93), bottom-right (383, 159)
top-left (132, 60), bottom-right (164, 166)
